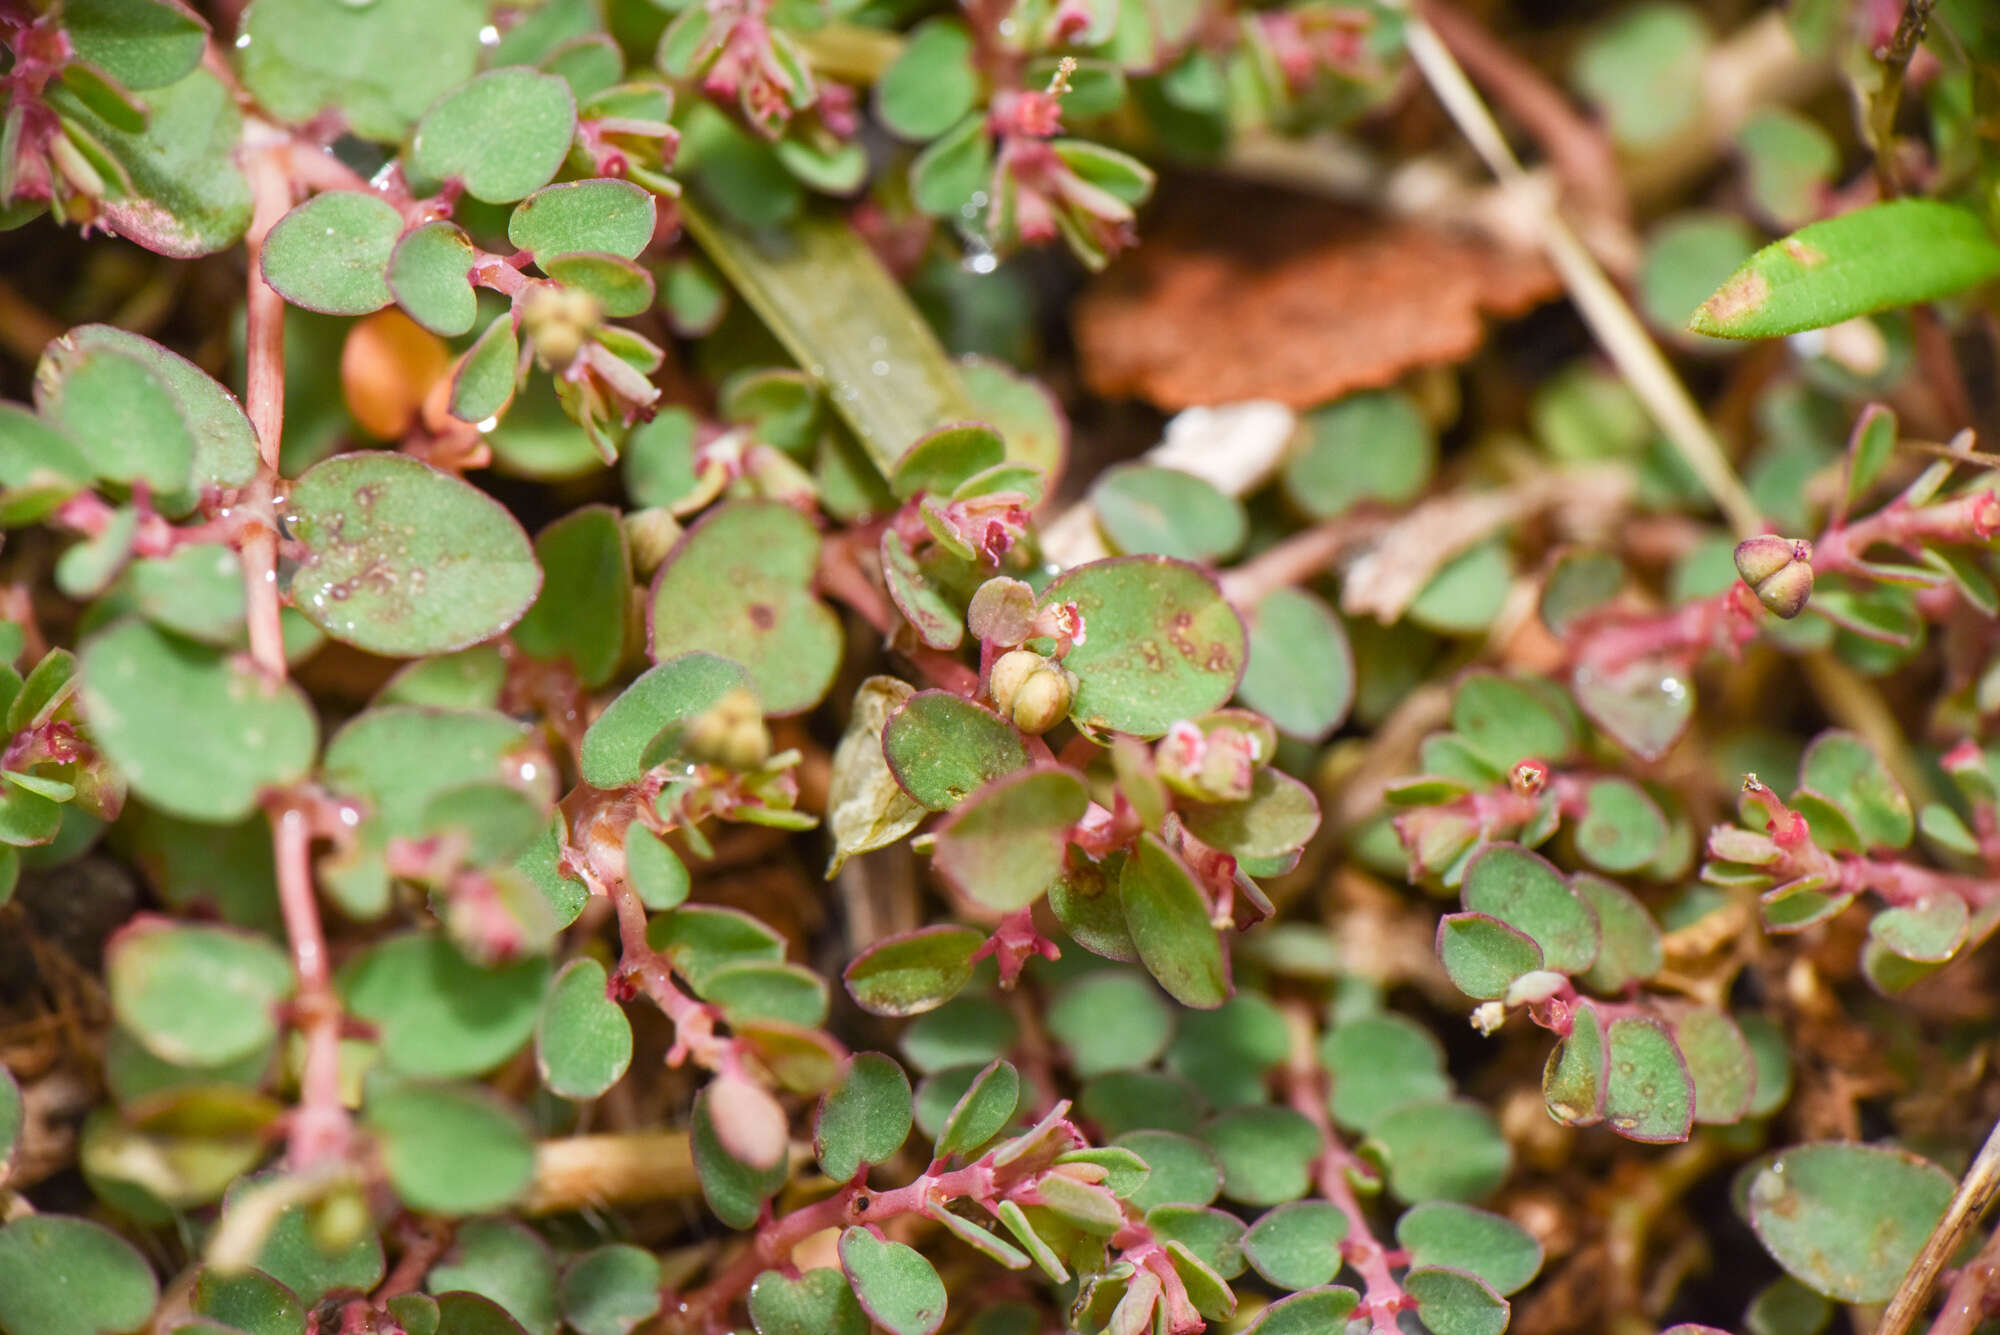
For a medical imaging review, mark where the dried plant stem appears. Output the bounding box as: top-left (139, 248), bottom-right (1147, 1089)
top-left (1879, 1112), bottom-right (2000, 1335)
top-left (1870, 0), bottom-right (1938, 197)
top-left (1917, 1223), bottom-right (2000, 1335)
top-left (1405, 7), bottom-right (1937, 807)
top-left (518, 1131), bottom-right (700, 1216)
top-left (1400, 9), bottom-right (1763, 541)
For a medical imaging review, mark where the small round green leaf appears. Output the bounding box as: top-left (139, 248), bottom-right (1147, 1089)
top-left (883, 692), bottom-right (1028, 811)
top-left (427, 1218), bottom-right (558, 1335)
top-left (508, 180), bottom-right (656, 262)
top-left (339, 932), bottom-right (550, 1078)
top-left (1283, 390), bottom-right (1434, 520)
top-left (1241, 1286), bottom-right (1360, 1335)
top-left (559, 1246), bottom-right (662, 1335)
top-left (1117, 1129), bottom-right (1223, 1211)
top-left (512, 505), bottom-right (631, 689)
top-left (874, 19), bottom-right (978, 141)
top-left (838, 1228), bottom-right (947, 1335)
top-left (412, 68), bottom-right (578, 204)
top-left (1438, 913), bottom-right (1542, 1002)
top-left (237, 0), bottom-right (484, 143)
top-left (1543, 999), bottom-right (1608, 1126)
top-left (1238, 588), bottom-right (1353, 741)
top-left (932, 766), bottom-right (1089, 912)
top-left (1573, 874), bottom-right (1664, 994)
top-left (1396, 1202), bottom-right (1542, 1295)
top-left (648, 502), bottom-right (841, 716)
top-left (1746, 1143), bottom-right (1953, 1303)
top-left (107, 918), bottom-right (293, 1067)
top-left (80, 620), bottom-right (317, 823)
top-left (1200, 1106), bottom-right (1320, 1207)
top-left (1320, 1013), bottom-right (1452, 1133)
top-left (1603, 1015), bottom-right (1694, 1143)
top-left (816, 1052), bottom-right (914, 1181)
top-left (366, 1081), bottom-right (535, 1215)
top-left (1241, 1201), bottom-right (1348, 1291)
top-left (261, 191), bottom-right (400, 316)
top-left (1041, 557), bottom-right (1246, 737)
top-left (34, 337), bottom-right (197, 493)
top-left (48, 324), bottom-right (257, 499)
top-left (1405, 1266), bottom-right (1508, 1335)
top-left (580, 652), bottom-right (750, 789)
top-left (388, 221), bottom-right (478, 337)
top-left (1092, 464), bottom-right (1246, 564)
top-left (1367, 1099), bottom-right (1511, 1203)
top-left (191, 1264), bottom-right (307, 1335)
top-left (1461, 845), bottom-right (1600, 975)
top-left (1574, 777), bottom-right (1668, 873)
top-left (690, 1083), bottom-right (787, 1229)
top-left (288, 452), bottom-right (541, 657)
top-left (0, 1215), bottom-right (160, 1335)
top-left (536, 958), bottom-right (633, 1100)
top-left (844, 925), bottom-right (984, 1017)
top-left (1047, 970), bottom-right (1175, 1077)
top-left (748, 1269), bottom-right (867, 1335)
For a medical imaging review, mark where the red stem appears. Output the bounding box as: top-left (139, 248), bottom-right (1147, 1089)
top-left (1282, 1005), bottom-right (1409, 1334)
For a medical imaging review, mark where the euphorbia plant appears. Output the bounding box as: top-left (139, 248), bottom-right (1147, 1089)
top-left (9, 1), bottom-right (2000, 1335)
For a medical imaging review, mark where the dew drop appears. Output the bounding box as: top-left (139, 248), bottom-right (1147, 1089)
top-left (233, 32), bottom-right (251, 48)
top-left (477, 22), bottom-right (500, 45)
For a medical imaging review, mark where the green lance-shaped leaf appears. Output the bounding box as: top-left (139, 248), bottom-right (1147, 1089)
top-left (0, 1063), bottom-right (19, 1170)
top-left (1690, 199), bottom-right (2000, 339)
top-left (260, 190), bottom-right (400, 316)
top-left (536, 958), bottom-right (633, 1100)
top-left (838, 1228), bottom-right (948, 1335)
top-left (106, 916), bottom-right (294, 1066)
top-left (1120, 833), bottom-right (1230, 1008)
top-left (815, 1052), bottom-right (914, 1180)
top-left (79, 620), bottom-right (317, 823)
top-left (1746, 1143), bottom-right (1954, 1302)
top-left (679, 198), bottom-right (977, 478)
top-left (844, 924), bottom-right (985, 1016)
top-left (748, 1269), bottom-right (868, 1335)
top-left (411, 67), bottom-right (578, 204)
top-left (560, 1245), bottom-right (664, 1335)
top-left (648, 501), bottom-right (842, 717)
top-left (882, 691), bottom-right (1027, 811)
top-left (1041, 556), bottom-right (1246, 738)
top-left (452, 315), bottom-right (521, 423)
top-left (509, 180), bottom-right (657, 263)
top-left (0, 1215), bottom-right (161, 1335)
top-left (287, 452), bottom-right (541, 658)
top-left (931, 766), bottom-right (1087, 912)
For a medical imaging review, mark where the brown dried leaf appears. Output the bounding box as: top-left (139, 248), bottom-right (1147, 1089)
top-left (1074, 182), bottom-right (1560, 410)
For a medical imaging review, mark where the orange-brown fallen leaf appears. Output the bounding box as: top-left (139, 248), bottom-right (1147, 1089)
top-left (341, 308), bottom-right (451, 440)
top-left (1073, 181), bottom-right (1561, 410)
